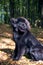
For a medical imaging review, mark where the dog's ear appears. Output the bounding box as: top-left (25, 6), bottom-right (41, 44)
top-left (10, 18), bottom-right (17, 26)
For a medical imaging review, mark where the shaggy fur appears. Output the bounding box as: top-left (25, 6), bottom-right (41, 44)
top-left (10, 17), bottom-right (43, 61)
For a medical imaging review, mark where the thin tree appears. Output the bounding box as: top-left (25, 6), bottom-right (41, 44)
top-left (9, 0), bottom-right (15, 18)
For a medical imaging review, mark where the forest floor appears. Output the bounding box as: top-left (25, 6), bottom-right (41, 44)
top-left (0, 24), bottom-right (43, 65)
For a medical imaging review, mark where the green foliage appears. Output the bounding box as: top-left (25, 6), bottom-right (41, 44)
top-left (0, 0), bottom-right (42, 28)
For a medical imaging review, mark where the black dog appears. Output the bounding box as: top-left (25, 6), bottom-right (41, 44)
top-left (10, 17), bottom-right (43, 61)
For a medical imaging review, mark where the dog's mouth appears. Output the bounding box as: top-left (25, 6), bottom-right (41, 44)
top-left (18, 27), bottom-right (25, 32)
top-left (18, 29), bottom-right (25, 35)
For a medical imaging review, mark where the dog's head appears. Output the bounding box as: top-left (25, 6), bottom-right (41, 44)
top-left (10, 17), bottom-right (31, 42)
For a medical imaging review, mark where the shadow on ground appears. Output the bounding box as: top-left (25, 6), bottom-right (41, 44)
top-left (0, 24), bottom-right (43, 65)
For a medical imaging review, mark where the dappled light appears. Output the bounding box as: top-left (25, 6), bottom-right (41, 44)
top-left (4, 32), bottom-right (12, 38)
top-left (0, 51), bottom-right (9, 61)
top-left (0, 24), bottom-right (43, 65)
top-left (0, 24), bottom-right (13, 38)
top-left (37, 38), bottom-right (43, 43)
top-left (0, 0), bottom-right (43, 64)
top-left (0, 38), bottom-right (15, 49)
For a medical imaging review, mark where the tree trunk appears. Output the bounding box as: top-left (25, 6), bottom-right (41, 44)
top-left (9, 0), bottom-right (14, 18)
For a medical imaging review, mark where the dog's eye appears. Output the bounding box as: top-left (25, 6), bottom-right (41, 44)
top-left (18, 22), bottom-right (27, 29)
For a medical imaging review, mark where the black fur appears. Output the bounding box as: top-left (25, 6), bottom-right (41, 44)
top-left (10, 17), bottom-right (43, 61)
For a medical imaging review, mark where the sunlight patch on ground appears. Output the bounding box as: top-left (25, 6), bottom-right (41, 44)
top-left (9, 57), bottom-right (43, 65)
top-left (37, 38), bottom-right (43, 42)
top-left (0, 25), bottom-right (43, 65)
top-left (0, 38), bottom-right (15, 50)
top-left (0, 51), bottom-right (9, 61)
